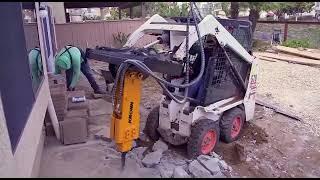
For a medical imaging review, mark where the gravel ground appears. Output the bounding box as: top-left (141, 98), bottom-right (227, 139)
top-left (256, 57), bottom-right (320, 137)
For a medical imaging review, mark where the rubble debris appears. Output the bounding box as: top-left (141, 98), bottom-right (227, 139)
top-left (129, 147), bottom-right (147, 160)
top-left (142, 150), bottom-right (163, 168)
top-left (218, 160), bottom-right (229, 171)
top-left (210, 151), bottom-right (222, 160)
top-left (173, 166), bottom-right (191, 178)
top-left (152, 139), bottom-right (168, 153)
top-left (157, 164), bottom-right (174, 178)
top-left (197, 155), bottom-right (221, 175)
top-left (188, 160), bottom-right (213, 178)
top-left (213, 171), bottom-right (227, 178)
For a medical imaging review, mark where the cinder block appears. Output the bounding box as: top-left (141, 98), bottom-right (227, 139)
top-left (60, 117), bottom-right (88, 145)
top-left (65, 109), bottom-right (89, 118)
top-left (48, 73), bottom-right (66, 86)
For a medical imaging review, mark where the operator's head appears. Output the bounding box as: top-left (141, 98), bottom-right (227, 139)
top-left (56, 55), bottom-right (71, 70)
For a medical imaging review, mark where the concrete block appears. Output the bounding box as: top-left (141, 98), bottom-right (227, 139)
top-left (142, 150), bottom-right (163, 168)
top-left (152, 139), bottom-right (168, 153)
top-left (67, 101), bottom-right (89, 111)
top-left (60, 117), bottom-right (88, 145)
top-left (173, 166), bottom-right (191, 178)
top-left (188, 160), bottom-right (213, 178)
top-left (65, 109), bottom-right (89, 118)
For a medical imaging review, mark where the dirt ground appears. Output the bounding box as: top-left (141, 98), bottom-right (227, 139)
top-left (71, 56), bottom-right (320, 178)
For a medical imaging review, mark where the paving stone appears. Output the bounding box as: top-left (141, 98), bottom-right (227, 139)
top-left (142, 150), bottom-right (163, 168)
top-left (173, 166), bottom-right (191, 178)
top-left (60, 117), bottom-right (88, 145)
top-left (88, 99), bottom-right (113, 116)
top-left (152, 139), bottom-right (168, 153)
top-left (188, 160), bottom-right (213, 178)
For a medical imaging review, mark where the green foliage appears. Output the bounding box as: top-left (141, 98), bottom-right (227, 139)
top-left (282, 39), bottom-right (310, 48)
top-left (221, 2), bottom-right (231, 17)
top-left (274, 2), bottom-right (314, 15)
top-left (145, 2), bottom-right (189, 17)
top-left (112, 32), bottom-right (130, 48)
top-left (106, 7), bottom-right (127, 20)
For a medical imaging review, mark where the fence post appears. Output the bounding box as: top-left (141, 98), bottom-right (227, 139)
top-left (283, 23), bottom-right (288, 42)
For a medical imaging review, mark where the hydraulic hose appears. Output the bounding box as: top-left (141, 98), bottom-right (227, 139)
top-left (112, 2), bottom-right (206, 105)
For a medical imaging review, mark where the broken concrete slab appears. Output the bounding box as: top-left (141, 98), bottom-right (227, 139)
top-left (94, 127), bottom-right (111, 142)
top-left (173, 166), bottom-right (191, 178)
top-left (152, 139), bottom-right (168, 153)
top-left (88, 99), bottom-right (113, 116)
top-left (198, 155), bottom-right (221, 175)
top-left (128, 147), bottom-right (147, 160)
top-left (213, 171), bottom-right (227, 178)
top-left (188, 160), bottom-right (213, 178)
top-left (142, 150), bottom-right (163, 168)
top-left (157, 165), bottom-right (174, 178)
top-left (218, 160), bottom-right (229, 171)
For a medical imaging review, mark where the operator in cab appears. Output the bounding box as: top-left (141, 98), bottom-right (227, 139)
top-left (54, 45), bottom-right (105, 94)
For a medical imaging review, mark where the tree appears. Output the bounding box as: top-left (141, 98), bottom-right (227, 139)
top-left (230, 2), bottom-right (239, 19)
top-left (144, 2), bottom-right (189, 17)
top-left (229, 2), bottom-right (279, 33)
top-left (221, 2), bottom-right (231, 17)
top-left (106, 7), bottom-right (127, 20)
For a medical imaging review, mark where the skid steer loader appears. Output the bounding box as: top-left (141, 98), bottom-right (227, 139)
top-left (86, 4), bottom-right (258, 163)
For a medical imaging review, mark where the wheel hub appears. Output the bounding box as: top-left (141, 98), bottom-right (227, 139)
top-left (201, 130), bottom-right (217, 154)
top-left (231, 116), bottom-right (242, 138)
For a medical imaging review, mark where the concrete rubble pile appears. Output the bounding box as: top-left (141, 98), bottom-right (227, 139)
top-left (123, 137), bottom-right (234, 178)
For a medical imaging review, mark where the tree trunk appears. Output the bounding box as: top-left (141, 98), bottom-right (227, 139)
top-left (230, 2), bottom-right (239, 19)
top-left (249, 8), bottom-right (260, 34)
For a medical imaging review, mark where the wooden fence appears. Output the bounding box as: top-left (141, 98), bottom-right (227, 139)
top-left (24, 19), bottom-right (320, 51)
top-left (23, 19), bottom-right (156, 51)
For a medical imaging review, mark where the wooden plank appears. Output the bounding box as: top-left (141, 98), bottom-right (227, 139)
top-left (254, 55), bottom-right (278, 62)
top-left (275, 46), bottom-right (320, 60)
top-left (255, 99), bottom-right (302, 121)
top-left (254, 52), bottom-right (320, 67)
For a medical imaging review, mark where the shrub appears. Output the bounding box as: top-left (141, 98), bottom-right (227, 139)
top-left (282, 39), bottom-right (310, 48)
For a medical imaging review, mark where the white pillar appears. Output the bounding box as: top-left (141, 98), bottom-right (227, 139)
top-left (46, 2), bottom-right (66, 24)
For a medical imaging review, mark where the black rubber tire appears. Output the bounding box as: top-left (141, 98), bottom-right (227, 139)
top-left (144, 106), bottom-right (160, 141)
top-left (220, 107), bottom-right (245, 143)
top-left (187, 119), bottom-right (220, 159)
